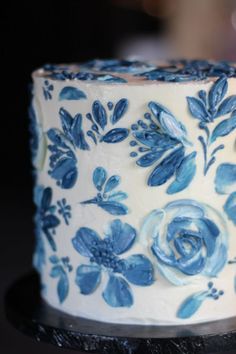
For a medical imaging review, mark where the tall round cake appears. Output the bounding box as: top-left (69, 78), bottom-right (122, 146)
top-left (30, 59), bottom-right (236, 325)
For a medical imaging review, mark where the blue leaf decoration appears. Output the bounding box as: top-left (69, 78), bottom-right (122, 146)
top-left (59, 86), bottom-right (87, 100)
top-left (133, 130), bottom-right (178, 149)
top-left (159, 111), bottom-right (189, 144)
top-left (224, 192), bottom-right (236, 225)
top-left (217, 95), bottom-right (236, 116)
top-left (108, 191), bottom-right (128, 202)
top-left (104, 175), bottom-right (120, 193)
top-left (209, 76), bottom-right (228, 109)
top-left (61, 167), bottom-right (78, 189)
top-left (41, 187), bottom-right (52, 210)
top-left (43, 214), bottom-right (60, 229)
top-left (98, 201), bottom-right (128, 215)
top-left (123, 255), bottom-right (154, 286)
top-left (101, 128), bottom-right (129, 143)
top-left (177, 291), bottom-right (208, 319)
top-left (93, 167), bottom-right (107, 191)
top-left (75, 264), bottom-right (101, 295)
top-left (47, 128), bottom-right (70, 149)
top-left (71, 113), bottom-right (90, 150)
top-left (210, 114), bottom-right (236, 143)
top-left (109, 219), bottom-right (137, 255)
top-left (215, 163), bottom-right (236, 195)
top-left (57, 271), bottom-right (69, 303)
top-left (92, 100), bottom-right (107, 130)
top-left (102, 274), bottom-right (133, 308)
top-left (148, 146), bottom-right (185, 187)
top-left (59, 108), bottom-right (73, 137)
top-left (167, 151), bottom-right (197, 194)
top-left (187, 97), bottom-right (208, 121)
top-left (50, 157), bottom-right (76, 180)
top-left (136, 150), bottom-right (165, 167)
top-left (49, 255), bottom-right (59, 264)
top-left (148, 101), bottom-right (172, 122)
top-left (72, 227), bottom-right (100, 257)
top-left (111, 99), bottom-right (129, 124)
top-left (50, 265), bottom-right (62, 278)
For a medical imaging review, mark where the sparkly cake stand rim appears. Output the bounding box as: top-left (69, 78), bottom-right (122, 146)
top-left (5, 271), bottom-right (236, 354)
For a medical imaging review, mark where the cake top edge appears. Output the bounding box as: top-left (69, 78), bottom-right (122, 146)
top-left (32, 58), bottom-right (236, 84)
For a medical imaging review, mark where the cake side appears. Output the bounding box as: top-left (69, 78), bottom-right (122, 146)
top-left (30, 59), bottom-right (236, 325)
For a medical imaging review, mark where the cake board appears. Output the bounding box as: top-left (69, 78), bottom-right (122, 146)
top-left (5, 271), bottom-right (236, 354)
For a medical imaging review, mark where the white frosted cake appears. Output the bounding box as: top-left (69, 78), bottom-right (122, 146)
top-left (30, 59), bottom-right (236, 325)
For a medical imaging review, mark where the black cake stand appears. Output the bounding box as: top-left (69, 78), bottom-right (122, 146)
top-left (5, 271), bottom-right (236, 354)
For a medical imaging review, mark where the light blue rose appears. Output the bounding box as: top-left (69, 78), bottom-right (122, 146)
top-left (141, 199), bottom-right (228, 286)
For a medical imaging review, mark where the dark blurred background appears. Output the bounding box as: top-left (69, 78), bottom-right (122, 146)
top-left (1, 0), bottom-right (236, 353)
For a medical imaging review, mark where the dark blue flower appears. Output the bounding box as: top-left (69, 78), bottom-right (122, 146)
top-left (49, 255), bottom-right (73, 303)
top-left (81, 167), bottom-right (129, 216)
top-left (130, 102), bottom-right (197, 193)
top-left (72, 219), bottom-right (154, 308)
top-left (140, 200), bottom-right (228, 286)
top-left (34, 186), bottom-right (60, 252)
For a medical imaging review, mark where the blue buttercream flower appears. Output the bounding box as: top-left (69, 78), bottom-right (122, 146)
top-left (141, 200), bottom-right (228, 286)
top-left (72, 219), bottom-right (154, 308)
top-left (130, 102), bottom-right (197, 194)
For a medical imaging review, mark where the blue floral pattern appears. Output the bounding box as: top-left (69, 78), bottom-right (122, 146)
top-left (57, 198), bottom-right (72, 225)
top-left (215, 163), bottom-right (236, 225)
top-left (72, 219), bottom-right (154, 308)
top-left (140, 199), bottom-right (228, 285)
top-left (49, 255), bottom-right (73, 303)
top-left (43, 80), bottom-right (54, 100)
top-left (34, 186), bottom-right (60, 252)
top-left (47, 107), bottom-right (89, 189)
top-left (81, 167), bottom-right (129, 216)
top-left (187, 76), bottom-right (236, 174)
top-left (130, 103), bottom-right (197, 193)
top-left (177, 281), bottom-right (224, 319)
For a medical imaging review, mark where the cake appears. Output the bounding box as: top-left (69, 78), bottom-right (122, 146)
top-left (30, 59), bottom-right (236, 325)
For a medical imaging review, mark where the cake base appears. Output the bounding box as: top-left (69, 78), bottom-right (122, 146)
top-left (5, 271), bottom-right (236, 354)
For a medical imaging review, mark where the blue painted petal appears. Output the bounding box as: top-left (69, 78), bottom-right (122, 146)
top-left (104, 175), bottom-right (120, 193)
top-left (167, 217), bottom-right (192, 242)
top-left (41, 187), bottom-right (52, 210)
top-left (209, 76), bottom-right (228, 109)
top-left (108, 191), bottom-right (128, 202)
top-left (148, 146), bottom-right (185, 187)
top-left (177, 291), bottom-right (209, 319)
top-left (167, 151), bottom-right (197, 194)
top-left (61, 167), bottom-right (78, 189)
top-left (57, 271), bottom-right (69, 303)
top-left (71, 114), bottom-right (90, 150)
top-left (98, 201), bottom-right (128, 215)
top-left (111, 99), bottom-right (129, 124)
top-left (47, 128), bottom-right (71, 149)
top-left (187, 97), bottom-right (208, 121)
top-left (196, 218), bottom-right (220, 257)
top-left (151, 239), bottom-right (177, 267)
top-left (210, 114), bottom-right (236, 143)
top-left (215, 163), bottom-right (236, 195)
top-left (165, 200), bottom-right (205, 218)
top-left (49, 255), bottom-right (59, 264)
top-left (224, 192), bottom-right (236, 225)
top-left (108, 219), bottom-right (136, 255)
top-left (93, 167), bottom-right (107, 191)
top-left (123, 255), bottom-right (154, 286)
top-left (59, 86), bottom-right (87, 100)
top-left (157, 262), bottom-right (189, 286)
top-left (75, 264), bottom-right (101, 295)
top-left (148, 101), bottom-right (172, 123)
top-left (102, 274), bottom-right (133, 308)
top-left (50, 265), bottom-right (62, 278)
top-left (133, 130), bottom-right (178, 149)
top-left (139, 209), bottom-right (164, 247)
top-left (177, 253), bottom-right (206, 276)
top-left (136, 150), bottom-right (165, 167)
top-left (72, 227), bottom-right (100, 257)
top-left (204, 244), bottom-right (228, 277)
top-left (217, 95), bottom-right (236, 116)
top-left (50, 157), bottom-right (77, 180)
top-left (43, 214), bottom-right (60, 229)
top-left (59, 108), bottom-right (73, 137)
top-left (92, 100), bottom-right (107, 130)
top-left (159, 111), bottom-right (189, 144)
top-left (101, 128), bottom-right (129, 143)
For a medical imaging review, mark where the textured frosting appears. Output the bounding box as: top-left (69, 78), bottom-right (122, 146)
top-left (30, 59), bottom-right (236, 325)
